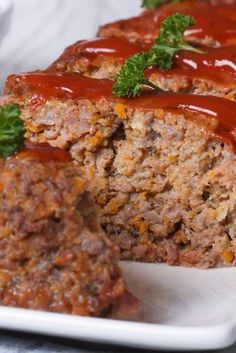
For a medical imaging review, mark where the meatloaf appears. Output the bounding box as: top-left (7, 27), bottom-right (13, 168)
top-left (0, 142), bottom-right (138, 318)
top-left (52, 38), bottom-right (236, 100)
top-left (2, 72), bottom-right (236, 269)
top-left (98, 0), bottom-right (236, 47)
top-left (51, 38), bottom-right (147, 79)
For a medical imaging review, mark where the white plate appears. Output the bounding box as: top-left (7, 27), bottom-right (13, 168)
top-left (0, 262), bottom-right (236, 351)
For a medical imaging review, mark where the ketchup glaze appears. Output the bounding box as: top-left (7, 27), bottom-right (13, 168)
top-left (156, 0), bottom-right (236, 45)
top-left (16, 142), bottom-right (72, 163)
top-left (148, 45), bottom-right (236, 86)
top-left (6, 72), bottom-right (114, 102)
top-left (99, 0), bottom-right (236, 46)
top-left (60, 37), bottom-right (148, 61)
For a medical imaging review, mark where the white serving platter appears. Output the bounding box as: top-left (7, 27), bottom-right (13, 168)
top-left (0, 262), bottom-right (236, 351)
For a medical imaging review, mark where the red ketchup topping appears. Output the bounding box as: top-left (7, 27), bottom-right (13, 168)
top-left (155, 0), bottom-right (236, 45)
top-left (61, 37), bottom-right (148, 60)
top-left (8, 72), bottom-right (236, 152)
top-left (16, 143), bottom-right (72, 163)
top-left (147, 45), bottom-right (236, 85)
top-left (101, 0), bottom-right (236, 46)
top-left (7, 72), bottom-right (114, 104)
top-left (174, 46), bottom-right (236, 75)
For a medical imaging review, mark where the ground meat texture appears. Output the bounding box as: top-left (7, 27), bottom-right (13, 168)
top-left (51, 38), bottom-right (236, 101)
top-left (3, 72), bottom-right (236, 269)
top-left (97, 0), bottom-right (236, 47)
top-left (103, 109), bottom-right (236, 268)
top-left (0, 143), bottom-right (138, 318)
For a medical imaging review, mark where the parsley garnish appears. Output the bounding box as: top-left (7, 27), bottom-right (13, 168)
top-left (142, 0), bottom-right (180, 10)
top-left (112, 52), bottom-right (160, 98)
top-left (113, 13), bottom-right (203, 97)
top-left (0, 104), bottom-right (25, 158)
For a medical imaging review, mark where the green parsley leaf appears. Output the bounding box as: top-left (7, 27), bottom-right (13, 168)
top-left (113, 13), bottom-right (204, 97)
top-left (113, 52), bottom-right (160, 97)
top-left (142, 0), bottom-right (180, 10)
top-left (154, 12), bottom-right (203, 58)
top-left (0, 104), bottom-right (25, 158)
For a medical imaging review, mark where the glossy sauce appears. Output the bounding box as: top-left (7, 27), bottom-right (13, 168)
top-left (16, 142), bottom-right (72, 163)
top-left (101, 0), bottom-right (236, 46)
top-left (147, 45), bottom-right (236, 85)
top-left (61, 37), bottom-right (148, 60)
top-left (8, 72), bottom-right (114, 104)
top-left (155, 0), bottom-right (236, 45)
top-left (124, 92), bottom-right (236, 151)
top-left (175, 46), bottom-right (236, 75)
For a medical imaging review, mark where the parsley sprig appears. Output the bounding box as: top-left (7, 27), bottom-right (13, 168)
top-left (113, 13), bottom-right (204, 97)
top-left (112, 52), bottom-right (161, 98)
top-left (0, 104), bottom-right (25, 158)
top-left (142, 0), bottom-right (180, 10)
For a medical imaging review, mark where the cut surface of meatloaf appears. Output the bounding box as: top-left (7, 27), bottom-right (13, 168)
top-left (97, 0), bottom-right (236, 47)
top-left (3, 72), bottom-right (236, 268)
top-left (0, 142), bottom-right (138, 318)
top-left (52, 37), bottom-right (236, 101)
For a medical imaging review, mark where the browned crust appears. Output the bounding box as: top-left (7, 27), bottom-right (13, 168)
top-left (0, 151), bottom-right (138, 318)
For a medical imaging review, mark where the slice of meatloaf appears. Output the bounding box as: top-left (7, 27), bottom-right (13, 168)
top-left (3, 73), bottom-right (120, 152)
top-left (0, 142), bottom-right (138, 318)
top-left (51, 37), bottom-right (148, 80)
top-left (51, 37), bottom-right (236, 101)
top-left (3, 72), bottom-right (236, 268)
top-left (97, 0), bottom-right (236, 47)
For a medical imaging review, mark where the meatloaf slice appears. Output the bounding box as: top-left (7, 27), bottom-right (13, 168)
top-left (97, 0), bottom-right (236, 47)
top-left (3, 72), bottom-right (236, 268)
top-left (51, 37), bottom-right (148, 80)
top-left (0, 142), bottom-right (138, 318)
top-left (51, 37), bottom-right (236, 101)
top-left (3, 73), bottom-right (120, 153)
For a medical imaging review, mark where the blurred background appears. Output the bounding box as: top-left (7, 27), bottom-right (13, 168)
top-left (0, 0), bottom-right (140, 91)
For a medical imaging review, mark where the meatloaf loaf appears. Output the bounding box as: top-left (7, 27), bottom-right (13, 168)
top-left (0, 142), bottom-right (138, 318)
top-left (52, 38), bottom-right (236, 100)
top-left (98, 0), bottom-right (236, 47)
top-left (2, 72), bottom-right (236, 269)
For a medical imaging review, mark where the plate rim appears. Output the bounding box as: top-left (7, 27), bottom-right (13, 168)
top-left (0, 306), bottom-right (235, 351)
